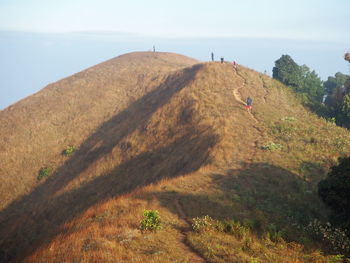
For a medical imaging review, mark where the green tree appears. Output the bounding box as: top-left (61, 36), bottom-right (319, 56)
top-left (338, 53), bottom-right (350, 127)
top-left (324, 72), bottom-right (348, 95)
top-left (324, 73), bottom-right (348, 110)
top-left (318, 157), bottom-right (350, 233)
top-left (273, 55), bottom-right (324, 103)
top-left (272, 55), bottom-right (302, 88)
top-left (342, 94), bottom-right (350, 118)
top-left (301, 65), bottom-right (324, 102)
top-left (322, 55), bottom-right (350, 127)
top-left (344, 53), bottom-right (350, 93)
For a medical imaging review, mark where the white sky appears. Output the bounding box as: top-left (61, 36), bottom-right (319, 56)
top-left (1, 0), bottom-right (349, 42)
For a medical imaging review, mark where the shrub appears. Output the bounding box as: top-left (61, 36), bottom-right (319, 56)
top-left (244, 218), bottom-right (262, 232)
top-left (63, 146), bottom-right (76, 156)
top-left (222, 220), bottom-right (239, 233)
top-left (326, 117), bottom-right (337, 124)
top-left (271, 121), bottom-right (297, 141)
top-left (318, 157), bottom-right (350, 232)
top-left (140, 210), bottom-right (161, 232)
top-left (261, 142), bottom-right (282, 151)
top-left (222, 220), bottom-right (250, 239)
top-left (192, 215), bottom-right (214, 232)
top-left (306, 219), bottom-right (350, 256)
top-left (37, 167), bottom-right (52, 181)
top-left (328, 254), bottom-right (345, 263)
top-left (266, 224), bottom-right (286, 243)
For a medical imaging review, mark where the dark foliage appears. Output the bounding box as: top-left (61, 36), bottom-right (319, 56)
top-left (272, 55), bottom-right (302, 88)
top-left (272, 54), bottom-right (324, 103)
top-left (318, 157), bottom-right (350, 233)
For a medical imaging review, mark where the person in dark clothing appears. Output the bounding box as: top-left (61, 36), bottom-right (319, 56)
top-left (220, 57), bottom-right (224, 63)
top-left (211, 52), bottom-right (214, 61)
top-left (247, 97), bottom-right (252, 106)
top-left (246, 96), bottom-right (253, 111)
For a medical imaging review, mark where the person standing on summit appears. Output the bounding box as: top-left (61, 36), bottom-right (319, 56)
top-left (211, 52), bottom-right (214, 61)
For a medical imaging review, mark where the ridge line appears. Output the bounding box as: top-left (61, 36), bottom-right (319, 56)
top-left (232, 68), bottom-right (263, 165)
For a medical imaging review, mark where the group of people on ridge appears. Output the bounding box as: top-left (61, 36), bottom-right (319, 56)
top-left (211, 52), bottom-right (253, 112)
top-left (211, 52), bottom-right (237, 68)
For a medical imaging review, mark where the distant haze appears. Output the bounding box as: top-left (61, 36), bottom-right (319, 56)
top-left (0, 31), bottom-right (349, 110)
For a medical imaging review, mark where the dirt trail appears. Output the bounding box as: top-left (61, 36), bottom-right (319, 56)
top-left (232, 68), bottom-right (264, 163)
top-left (232, 71), bottom-right (259, 124)
top-left (174, 199), bottom-right (206, 263)
top-left (259, 74), bottom-right (269, 104)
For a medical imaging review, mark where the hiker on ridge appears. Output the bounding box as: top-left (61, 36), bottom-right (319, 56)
top-left (246, 97), bottom-right (253, 111)
top-left (211, 52), bottom-right (214, 61)
top-left (220, 57), bottom-right (224, 63)
top-left (233, 61), bottom-right (237, 69)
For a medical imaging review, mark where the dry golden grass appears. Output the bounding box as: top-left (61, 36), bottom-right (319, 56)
top-left (0, 52), bottom-right (199, 209)
top-left (1, 53), bottom-right (350, 262)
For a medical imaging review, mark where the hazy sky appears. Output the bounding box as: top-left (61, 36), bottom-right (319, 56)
top-left (1, 1), bottom-right (349, 110)
top-left (1, 0), bottom-right (349, 42)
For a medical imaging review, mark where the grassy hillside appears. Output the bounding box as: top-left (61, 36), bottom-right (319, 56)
top-left (1, 52), bottom-right (350, 262)
top-left (0, 51), bottom-right (199, 209)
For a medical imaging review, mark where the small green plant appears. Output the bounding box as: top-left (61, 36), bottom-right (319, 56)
top-left (250, 257), bottom-right (259, 263)
top-left (37, 167), bottom-right (52, 181)
top-left (281, 116), bottom-right (296, 122)
top-left (261, 142), bottom-right (282, 151)
top-left (327, 117), bottom-right (336, 124)
top-left (63, 146), bottom-right (76, 156)
top-left (140, 210), bottom-right (161, 232)
top-left (328, 254), bottom-right (344, 263)
top-left (192, 215), bottom-right (215, 232)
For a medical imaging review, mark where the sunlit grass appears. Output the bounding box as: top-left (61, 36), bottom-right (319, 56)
top-left (1, 54), bottom-right (350, 262)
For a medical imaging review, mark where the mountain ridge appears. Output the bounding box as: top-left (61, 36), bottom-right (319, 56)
top-left (1, 52), bottom-right (350, 262)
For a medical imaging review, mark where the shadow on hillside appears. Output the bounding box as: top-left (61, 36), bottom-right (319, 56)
top-left (0, 64), bottom-right (218, 262)
top-left (156, 163), bottom-right (326, 240)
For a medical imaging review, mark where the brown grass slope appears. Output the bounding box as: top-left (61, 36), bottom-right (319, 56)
top-left (0, 51), bottom-right (198, 209)
top-left (1, 53), bottom-right (350, 262)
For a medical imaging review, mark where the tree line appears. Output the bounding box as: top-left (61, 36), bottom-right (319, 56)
top-left (272, 53), bottom-right (350, 128)
top-left (272, 53), bottom-right (350, 239)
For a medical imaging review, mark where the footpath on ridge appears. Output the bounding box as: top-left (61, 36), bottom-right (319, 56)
top-left (172, 63), bottom-right (266, 262)
top-left (231, 66), bottom-right (264, 165)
